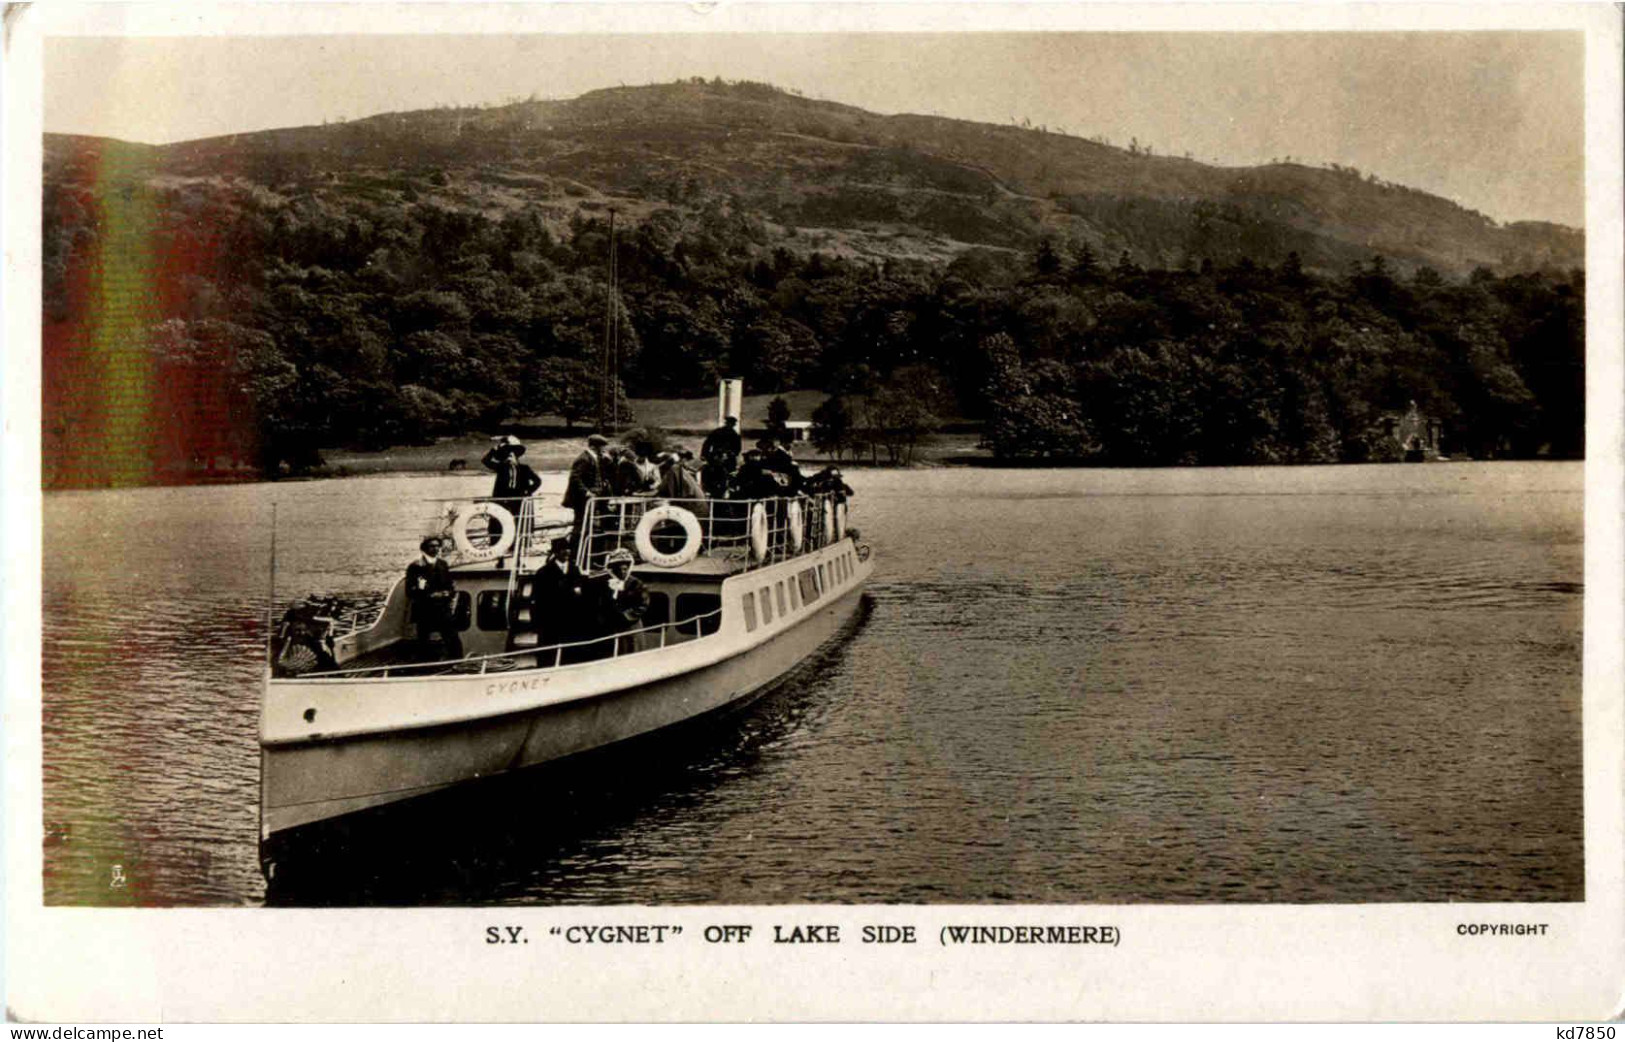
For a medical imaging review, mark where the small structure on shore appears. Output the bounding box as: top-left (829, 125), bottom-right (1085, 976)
top-left (1387, 400), bottom-right (1444, 461)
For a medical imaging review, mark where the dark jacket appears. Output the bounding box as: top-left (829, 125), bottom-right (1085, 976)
top-left (562, 449), bottom-right (606, 517)
top-left (732, 458), bottom-right (783, 500)
top-left (588, 572), bottom-right (648, 633)
top-left (611, 456), bottom-right (654, 496)
top-left (532, 557), bottom-right (586, 640)
top-left (701, 424), bottom-right (742, 463)
top-left (807, 469), bottom-right (855, 501)
top-left (405, 556), bottom-right (457, 624)
top-left (762, 448), bottom-right (805, 494)
top-left (657, 463), bottom-right (703, 501)
top-left (482, 447), bottom-right (542, 501)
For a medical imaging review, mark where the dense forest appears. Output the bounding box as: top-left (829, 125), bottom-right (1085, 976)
top-left (41, 82), bottom-right (1584, 486)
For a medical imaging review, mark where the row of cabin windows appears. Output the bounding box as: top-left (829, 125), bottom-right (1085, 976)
top-left (741, 549), bottom-right (860, 633)
top-left (453, 589), bottom-right (723, 637)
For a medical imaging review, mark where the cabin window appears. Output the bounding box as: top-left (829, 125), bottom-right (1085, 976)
top-left (742, 591), bottom-right (758, 632)
top-left (788, 576), bottom-right (801, 610)
top-left (452, 591), bottom-right (473, 631)
top-left (646, 592), bottom-right (670, 626)
top-left (798, 568), bottom-right (820, 604)
top-left (818, 564), bottom-right (828, 591)
top-left (475, 591), bottom-right (508, 631)
top-left (675, 593), bottom-right (722, 636)
top-left (775, 582), bottom-right (788, 617)
top-left (759, 586), bottom-right (774, 624)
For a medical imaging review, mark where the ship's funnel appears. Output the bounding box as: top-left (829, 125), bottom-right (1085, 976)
top-left (718, 379), bottom-right (743, 427)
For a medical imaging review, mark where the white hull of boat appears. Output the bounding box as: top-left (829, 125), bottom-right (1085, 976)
top-left (260, 539), bottom-right (871, 852)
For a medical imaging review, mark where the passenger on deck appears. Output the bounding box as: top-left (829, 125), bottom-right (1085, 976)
top-left (277, 596), bottom-right (339, 673)
top-left (760, 438), bottom-right (806, 494)
top-left (732, 448), bottom-right (781, 500)
top-left (589, 548), bottom-right (648, 653)
top-left (482, 435), bottom-right (542, 545)
top-left (405, 537), bottom-right (463, 661)
top-left (633, 449), bottom-right (660, 492)
top-left (610, 447), bottom-right (655, 496)
top-left (534, 536), bottom-right (586, 645)
top-left (563, 434), bottom-right (610, 515)
top-left (656, 451), bottom-right (703, 500)
top-left (701, 415), bottom-right (741, 497)
top-left (563, 433), bottom-right (611, 558)
top-left (807, 465), bottom-right (854, 502)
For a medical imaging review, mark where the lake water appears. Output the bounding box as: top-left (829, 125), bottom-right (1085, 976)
top-left (41, 462), bottom-right (1584, 905)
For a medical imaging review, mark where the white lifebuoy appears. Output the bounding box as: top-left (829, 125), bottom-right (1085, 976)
top-left (822, 499), bottom-right (836, 546)
top-left (634, 504), bottom-right (703, 568)
top-left (451, 501), bottom-right (515, 560)
top-left (748, 502), bottom-right (769, 561)
top-left (785, 499), bottom-right (805, 553)
top-left (835, 501), bottom-right (848, 541)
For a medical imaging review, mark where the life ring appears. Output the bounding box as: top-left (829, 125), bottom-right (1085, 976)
top-left (835, 501), bottom-right (848, 541)
top-left (822, 499), bottom-right (836, 546)
top-left (785, 499), bottom-right (805, 553)
top-left (451, 501), bottom-right (515, 560)
top-left (634, 504), bottom-right (703, 568)
top-left (748, 502), bottom-right (769, 561)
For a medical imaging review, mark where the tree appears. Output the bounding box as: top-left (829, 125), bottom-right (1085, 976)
top-left (861, 365), bottom-right (944, 465)
top-left (765, 396), bottom-right (791, 442)
top-left (810, 395), bottom-right (854, 461)
top-left (532, 356), bottom-right (611, 430)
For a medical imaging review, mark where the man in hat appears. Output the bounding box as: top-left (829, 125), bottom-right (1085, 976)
top-left (807, 465), bottom-right (854, 503)
top-left (656, 451), bottom-right (702, 501)
top-left (481, 435), bottom-right (542, 547)
top-left (563, 434), bottom-right (610, 517)
top-left (759, 437), bottom-right (805, 495)
top-left (404, 537), bottom-right (463, 662)
top-left (700, 415), bottom-right (742, 497)
top-left (609, 446), bottom-right (654, 497)
top-left (731, 447), bottom-right (773, 500)
top-left (532, 536), bottom-right (586, 646)
top-left (563, 433), bottom-right (611, 559)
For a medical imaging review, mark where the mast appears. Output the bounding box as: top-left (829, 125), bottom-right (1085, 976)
top-left (598, 208), bottom-right (619, 433)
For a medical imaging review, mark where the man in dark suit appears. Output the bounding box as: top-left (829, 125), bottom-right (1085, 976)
top-left (563, 434), bottom-right (609, 517)
top-left (563, 433), bottom-right (611, 560)
top-left (533, 537), bottom-right (586, 645)
top-left (700, 415), bottom-right (741, 497)
top-left (760, 437), bottom-right (806, 494)
top-left (405, 537), bottom-right (463, 661)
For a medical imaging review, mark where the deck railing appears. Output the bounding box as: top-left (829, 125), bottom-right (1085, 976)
top-left (286, 607), bottom-right (725, 680)
top-left (274, 488), bottom-right (851, 680)
top-left (577, 491), bottom-right (845, 575)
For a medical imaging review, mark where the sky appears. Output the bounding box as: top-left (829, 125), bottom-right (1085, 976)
top-left (45, 28), bottom-right (1585, 227)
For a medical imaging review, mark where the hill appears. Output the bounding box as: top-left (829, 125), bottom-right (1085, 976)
top-left (40, 79), bottom-right (1586, 488)
top-left (48, 78), bottom-right (1580, 277)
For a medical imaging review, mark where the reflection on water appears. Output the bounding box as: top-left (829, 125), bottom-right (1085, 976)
top-left (42, 462), bottom-right (1583, 905)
